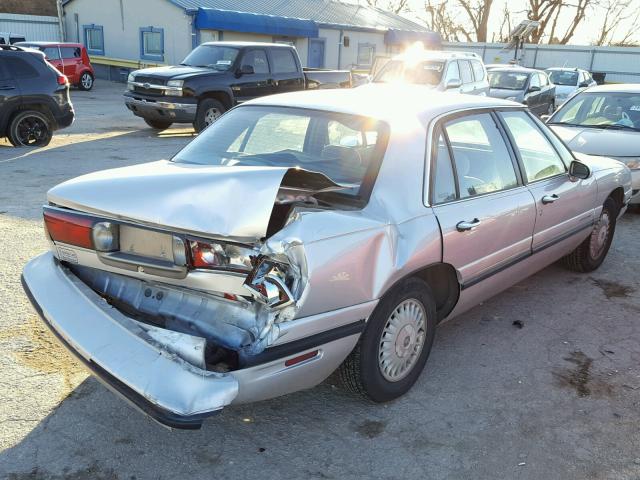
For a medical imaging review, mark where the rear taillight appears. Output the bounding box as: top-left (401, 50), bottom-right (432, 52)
top-left (57, 74), bottom-right (68, 85)
top-left (43, 207), bottom-right (94, 249)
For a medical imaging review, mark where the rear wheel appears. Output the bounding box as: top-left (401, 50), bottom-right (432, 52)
top-left (144, 118), bottom-right (173, 130)
top-left (193, 98), bottom-right (225, 133)
top-left (561, 197), bottom-right (617, 272)
top-left (337, 277), bottom-right (437, 402)
top-left (7, 110), bottom-right (53, 147)
top-left (78, 72), bottom-right (94, 91)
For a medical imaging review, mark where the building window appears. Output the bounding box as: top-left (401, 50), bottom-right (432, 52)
top-left (357, 43), bottom-right (375, 67)
top-left (83, 24), bottom-right (104, 55)
top-left (140, 26), bottom-right (164, 62)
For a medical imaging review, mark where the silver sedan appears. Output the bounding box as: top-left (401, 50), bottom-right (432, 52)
top-left (22, 86), bottom-right (632, 429)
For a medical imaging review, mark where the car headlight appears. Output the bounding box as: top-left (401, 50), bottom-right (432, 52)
top-left (611, 157), bottom-right (640, 170)
top-left (167, 80), bottom-right (184, 87)
top-left (166, 79), bottom-right (184, 96)
top-left (127, 73), bottom-right (136, 83)
top-left (189, 239), bottom-right (254, 271)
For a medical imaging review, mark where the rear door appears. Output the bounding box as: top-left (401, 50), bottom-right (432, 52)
top-left (0, 57), bottom-right (20, 127)
top-left (498, 110), bottom-right (596, 251)
top-left (231, 48), bottom-right (272, 102)
top-left (60, 46), bottom-right (82, 83)
top-left (431, 111), bottom-right (536, 288)
top-left (268, 47), bottom-right (304, 94)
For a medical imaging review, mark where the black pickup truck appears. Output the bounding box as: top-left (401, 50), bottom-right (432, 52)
top-left (124, 42), bottom-right (352, 132)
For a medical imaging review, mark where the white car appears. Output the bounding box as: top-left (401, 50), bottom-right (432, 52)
top-left (545, 68), bottom-right (597, 106)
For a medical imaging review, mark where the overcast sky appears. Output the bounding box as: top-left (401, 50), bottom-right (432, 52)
top-left (392, 0), bottom-right (640, 45)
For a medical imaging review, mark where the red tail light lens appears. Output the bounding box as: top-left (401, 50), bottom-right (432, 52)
top-left (57, 74), bottom-right (68, 85)
top-left (43, 207), bottom-right (94, 249)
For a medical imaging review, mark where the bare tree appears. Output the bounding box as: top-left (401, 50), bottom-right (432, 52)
top-left (526, 0), bottom-right (596, 44)
top-left (365, 0), bottom-right (412, 14)
top-left (593, 0), bottom-right (640, 46)
top-left (423, 0), bottom-right (494, 42)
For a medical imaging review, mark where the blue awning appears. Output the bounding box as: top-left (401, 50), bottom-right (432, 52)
top-left (385, 30), bottom-right (442, 48)
top-left (195, 8), bottom-right (318, 38)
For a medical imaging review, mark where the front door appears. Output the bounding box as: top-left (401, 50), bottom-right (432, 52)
top-left (498, 110), bottom-right (597, 251)
top-left (308, 39), bottom-right (325, 68)
top-left (231, 48), bottom-right (273, 102)
top-left (431, 112), bottom-right (536, 288)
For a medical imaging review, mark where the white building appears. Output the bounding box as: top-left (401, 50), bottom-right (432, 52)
top-left (61, 0), bottom-right (439, 80)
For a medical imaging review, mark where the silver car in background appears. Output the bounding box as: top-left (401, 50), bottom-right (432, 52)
top-left (547, 84), bottom-right (640, 204)
top-left (545, 67), bottom-right (597, 106)
top-left (22, 86), bottom-right (632, 429)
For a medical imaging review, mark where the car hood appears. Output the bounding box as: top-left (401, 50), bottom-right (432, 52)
top-left (488, 88), bottom-right (522, 100)
top-left (572, 151), bottom-right (628, 172)
top-left (133, 65), bottom-right (222, 80)
top-left (47, 160), bottom-right (342, 242)
top-left (550, 125), bottom-right (640, 157)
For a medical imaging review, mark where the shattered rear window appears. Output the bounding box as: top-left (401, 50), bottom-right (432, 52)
top-left (173, 106), bottom-right (389, 201)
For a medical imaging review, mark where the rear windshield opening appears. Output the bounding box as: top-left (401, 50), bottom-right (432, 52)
top-left (172, 106), bottom-right (390, 204)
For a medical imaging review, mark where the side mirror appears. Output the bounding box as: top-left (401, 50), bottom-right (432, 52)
top-left (569, 160), bottom-right (590, 180)
top-left (236, 65), bottom-right (254, 77)
top-left (540, 114), bottom-right (551, 122)
top-left (527, 85), bottom-right (541, 93)
top-left (578, 81), bottom-right (589, 88)
top-left (445, 78), bottom-right (461, 90)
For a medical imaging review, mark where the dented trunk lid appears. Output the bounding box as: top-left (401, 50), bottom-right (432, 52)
top-left (47, 160), bottom-right (341, 242)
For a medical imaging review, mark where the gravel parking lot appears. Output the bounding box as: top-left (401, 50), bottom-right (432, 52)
top-left (1, 81), bottom-right (639, 480)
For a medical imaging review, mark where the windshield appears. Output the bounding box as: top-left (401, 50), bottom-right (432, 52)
top-left (172, 106), bottom-right (389, 200)
top-left (488, 71), bottom-right (529, 90)
top-left (547, 70), bottom-right (578, 86)
top-left (374, 59), bottom-right (445, 86)
top-left (181, 45), bottom-right (239, 70)
top-left (551, 92), bottom-right (640, 131)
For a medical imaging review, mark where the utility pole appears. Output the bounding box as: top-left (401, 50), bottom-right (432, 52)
top-left (56, 0), bottom-right (66, 41)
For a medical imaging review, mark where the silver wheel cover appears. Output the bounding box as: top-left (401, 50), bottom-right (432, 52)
top-left (204, 107), bottom-right (222, 126)
top-left (378, 298), bottom-right (427, 382)
top-left (590, 209), bottom-right (611, 259)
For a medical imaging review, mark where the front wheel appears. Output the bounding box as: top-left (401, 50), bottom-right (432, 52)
top-left (337, 277), bottom-right (437, 402)
top-left (7, 110), bottom-right (53, 147)
top-left (144, 118), bottom-right (173, 130)
top-left (78, 72), bottom-right (94, 91)
top-left (193, 98), bottom-right (226, 133)
top-left (561, 197), bottom-right (617, 272)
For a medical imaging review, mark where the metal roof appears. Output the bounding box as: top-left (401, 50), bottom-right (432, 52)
top-left (169, 0), bottom-right (428, 32)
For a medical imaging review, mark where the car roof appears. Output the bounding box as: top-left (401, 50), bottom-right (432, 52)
top-left (200, 41), bottom-right (292, 48)
top-left (584, 83), bottom-right (640, 93)
top-left (244, 84), bottom-right (519, 123)
top-left (488, 66), bottom-right (540, 74)
top-left (15, 41), bottom-right (83, 47)
top-left (392, 50), bottom-right (481, 62)
top-left (546, 67), bottom-right (580, 71)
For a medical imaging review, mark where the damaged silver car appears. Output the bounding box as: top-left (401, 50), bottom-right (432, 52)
top-left (22, 86), bottom-right (633, 429)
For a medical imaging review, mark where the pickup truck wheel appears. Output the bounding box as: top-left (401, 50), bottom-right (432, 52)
top-left (194, 98), bottom-right (225, 133)
top-left (7, 110), bottom-right (53, 147)
top-left (144, 119), bottom-right (173, 130)
top-left (561, 197), bottom-right (617, 272)
top-left (78, 72), bottom-right (94, 91)
top-left (337, 277), bottom-right (437, 402)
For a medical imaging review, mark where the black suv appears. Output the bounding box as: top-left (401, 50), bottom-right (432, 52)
top-left (0, 45), bottom-right (74, 146)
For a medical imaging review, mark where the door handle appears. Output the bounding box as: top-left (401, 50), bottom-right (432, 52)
top-left (456, 218), bottom-right (481, 232)
top-left (541, 194), bottom-right (559, 204)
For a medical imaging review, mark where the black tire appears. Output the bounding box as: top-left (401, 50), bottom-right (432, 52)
top-left (561, 197), bottom-right (617, 272)
top-left (337, 277), bottom-right (437, 402)
top-left (78, 71), bottom-right (94, 91)
top-left (193, 98), bottom-right (226, 133)
top-left (7, 110), bottom-right (53, 147)
top-left (144, 118), bottom-right (173, 130)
